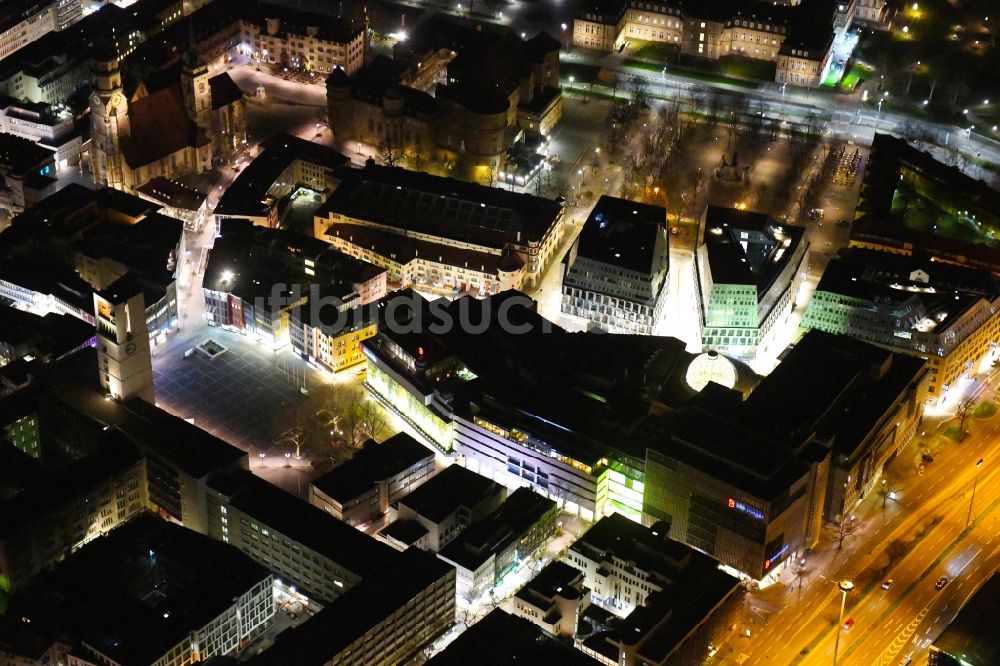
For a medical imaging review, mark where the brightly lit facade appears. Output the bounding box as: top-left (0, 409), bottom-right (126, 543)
top-left (0, 1), bottom-right (57, 62)
top-left (239, 5), bottom-right (367, 75)
top-left (561, 196), bottom-right (669, 335)
top-left (642, 444), bottom-right (813, 581)
top-left (206, 472), bottom-right (365, 605)
top-left (695, 205), bottom-right (808, 362)
top-left (573, 0), bottom-right (852, 88)
top-left (803, 249), bottom-right (1000, 404)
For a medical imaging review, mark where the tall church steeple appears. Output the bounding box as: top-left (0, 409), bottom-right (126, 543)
top-left (181, 21), bottom-right (211, 125)
top-left (89, 49), bottom-right (130, 190)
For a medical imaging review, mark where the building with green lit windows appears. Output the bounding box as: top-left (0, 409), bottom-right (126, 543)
top-left (360, 291), bottom-right (698, 523)
top-left (695, 205), bottom-right (808, 362)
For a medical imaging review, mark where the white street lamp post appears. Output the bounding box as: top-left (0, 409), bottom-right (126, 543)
top-left (832, 580), bottom-right (854, 666)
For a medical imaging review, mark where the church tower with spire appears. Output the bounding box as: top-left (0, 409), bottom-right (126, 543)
top-left (181, 32), bottom-right (211, 125)
top-left (89, 49), bottom-right (130, 189)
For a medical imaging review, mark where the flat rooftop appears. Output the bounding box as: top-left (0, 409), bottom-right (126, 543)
top-left (742, 330), bottom-right (927, 456)
top-left (318, 164), bottom-right (563, 249)
top-left (7, 513), bottom-right (271, 666)
top-left (571, 514), bottom-right (739, 663)
top-left (397, 463), bottom-right (504, 524)
top-left (214, 134), bottom-right (348, 217)
top-left (575, 195), bottom-right (667, 274)
top-left (700, 205), bottom-right (806, 295)
top-left (245, 547), bottom-right (454, 666)
top-left (310, 431), bottom-right (434, 504)
top-left (209, 469), bottom-right (400, 580)
top-left (428, 609), bottom-right (601, 665)
top-left (438, 487), bottom-right (555, 571)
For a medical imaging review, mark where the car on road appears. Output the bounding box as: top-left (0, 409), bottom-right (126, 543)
top-left (807, 208), bottom-right (825, 220)
top-left (842, 617), bottom-right (855, 631)
top-left (922, 453), bottom-right (935, 463)
top-left (936, 576), bottom-right (949, 590)
top-left (898, 656), bottom-right (913, 666)
top-left (881, 579), bottom-right (894, 590)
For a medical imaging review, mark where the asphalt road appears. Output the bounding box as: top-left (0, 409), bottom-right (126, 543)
top-left (562, 49), bottom-right (1000, 174)
top-left (714, 370), bottom-right (1000, 665)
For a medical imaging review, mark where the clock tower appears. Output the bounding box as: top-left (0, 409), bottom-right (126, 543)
top-left (89, 50), bottom-right (131, 190)
top-left (95, 280), bottom-right (155, 403)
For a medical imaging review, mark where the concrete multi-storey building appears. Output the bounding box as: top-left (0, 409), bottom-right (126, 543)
top-left (507, 561), bottom-right (591, 637)
top-left (0, 131), bottom-right (56, 215)
top-left (361, 293), bottom-right (699, 522)
top-left (206, 468), bottom-right (401, 604)
top-left (695, 205), bottom-right (808, 363)
top-left (0, 432), bottom-right (147, 591)
top-left (0, 97), bottom-right (81, 172)
top-left (3, 184), bottom-right (184, 343)
top-left (314, 164), bottom-right (565, 294)
top-left (561, 195), bottom-right (669, 334)
top-left (572, 0), bottom-right (851, 88)
top-left (569, 514), bottom-right (740, 666)
top-left (379, 463), bottom-right (506, 552)
top-left (0, 1), bottom-right (57, 63)
top-left (213, 133), bottom-right (349, 228)
top-left (4, 514), bottom-right (274, 666)
top-left (363, 292), bottom-right (929, 580)
top-left (203, 222), bottom-right (386, 348)
top-left (244, 547), bottom-right (455, 666)
top-left (803, 248), bottom-right (1000, 403)
top-left (309, 431), bottom-right (436, 526)
top-left (437, 487), bottom-right (558, 604)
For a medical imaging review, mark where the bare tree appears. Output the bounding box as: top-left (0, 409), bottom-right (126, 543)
top-left (304, 383), bottom-right (390, 452)
top-left (379, 135), bottom-right (400, 167)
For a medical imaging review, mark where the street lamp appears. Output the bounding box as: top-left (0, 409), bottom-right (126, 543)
top-left (284, 452), bottom-right (291, 468)
top-left (966, 458), bottom-right (984, 529)
top-left (832, 580), bottom-right (854, 666)
top-left (259, 452), bottom-right (266, 468)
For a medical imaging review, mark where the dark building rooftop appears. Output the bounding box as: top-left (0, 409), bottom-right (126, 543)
top-left (208, 469), bottom-right (399, 580)
top-left (4, 514), bottom-right (271, 666)
top-left (930, 572), bottom-right (1000, 665)
top-left (310, 431), bottom-right (434, 504)
top-left (438, 487), bottom-right (556, 571)
top-left (513, 560), bottom-right (585, 606)
top-left (572, 514), bottom-right (740, 664)
top-left (0, 131), bottom-right (54, 175)
top-left (575, 195), bottom-right (667, 274)
top-left (318, 164), bottom-right (563, 250)
top-left (245, 547), bottom-right (454, 666)
top-left (214, 133), bottom-right (348, 218)
top-left (428, 609), bottom-right (601, 665)
top-left (700, 205), bottom-right (806, 294)
top-left (203, 223), bottom-right (382, 307)
top-left (0, 308), bottom-right (95, 363)
top-left (0, 430), bottom-right (142, 541)
top-left (397, 463), bottom-right (504, 524)
top-left (136, 177), bottom-right (207, 211)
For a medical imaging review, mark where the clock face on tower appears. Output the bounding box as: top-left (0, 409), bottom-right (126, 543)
top-left (125, 342), bottom-right (137, 355)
